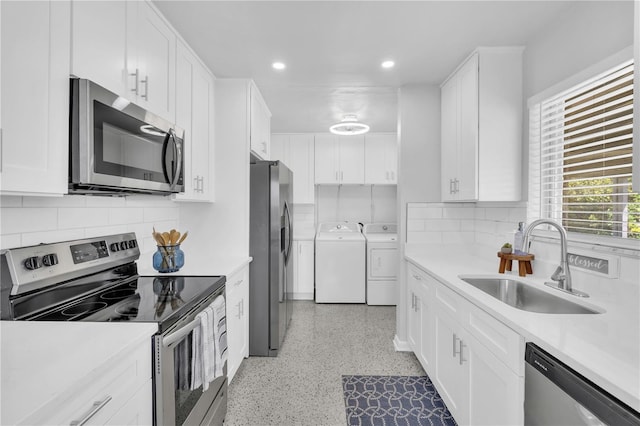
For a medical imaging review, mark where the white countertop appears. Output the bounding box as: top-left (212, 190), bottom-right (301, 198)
top-left (404, 244), bottom-right (640, 412)
top-left (136, 254), bottom-right (252, 278)
top-left (1, 321), bottom-right (158, 425)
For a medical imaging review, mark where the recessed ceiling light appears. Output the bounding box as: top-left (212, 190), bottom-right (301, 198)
top-left (381, 60), bottom-right (395, 69)
top-left (272, 62), bottom-right (286, 70)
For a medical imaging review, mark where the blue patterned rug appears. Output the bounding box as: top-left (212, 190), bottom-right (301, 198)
top-left (342, 375), bottom-right (457, 426)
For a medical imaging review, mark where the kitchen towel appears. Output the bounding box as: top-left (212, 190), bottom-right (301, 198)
top-left (191, 295), bottom-right (227, 391)
top-left (211, 295), bottom-right (228, 379)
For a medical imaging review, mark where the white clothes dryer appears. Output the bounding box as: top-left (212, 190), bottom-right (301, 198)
top-left (363, 223), bottom-right (398, 305)
top-left (315, 222), bottom-right (366, 303)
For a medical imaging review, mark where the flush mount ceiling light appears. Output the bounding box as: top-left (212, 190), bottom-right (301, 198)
top-left (381, 60), bottom-right (395, 69)
top-left (329, 115), bottom-right (370, 136)
top-left (272, 61), bottom-right (286, 70)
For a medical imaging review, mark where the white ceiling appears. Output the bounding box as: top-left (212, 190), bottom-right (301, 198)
top-left (153, 1), bottom-right (576, 133)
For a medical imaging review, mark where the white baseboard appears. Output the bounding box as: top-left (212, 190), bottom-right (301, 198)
top-left (292, 293), bottom-right (314, 300)
top-left (393, 335), bottom-right (411, 352)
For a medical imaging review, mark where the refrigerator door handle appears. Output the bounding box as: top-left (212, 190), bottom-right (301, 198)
top-left (283, 201), bottom-right (293, 264)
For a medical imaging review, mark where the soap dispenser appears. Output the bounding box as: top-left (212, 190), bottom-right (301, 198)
top-left (514, 222), bottom-right (525, 254)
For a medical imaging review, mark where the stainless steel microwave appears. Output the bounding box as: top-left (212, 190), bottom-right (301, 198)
top-left (69, 78), bottom-right (184, 195)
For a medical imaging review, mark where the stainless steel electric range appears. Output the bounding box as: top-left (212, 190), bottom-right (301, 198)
top-left (0, 233), bottom-right (227, 426)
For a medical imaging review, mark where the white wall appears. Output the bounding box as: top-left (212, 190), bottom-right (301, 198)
top-left (0, 195), bottom-right (179, 258)
top-left (316, 185), bottom-right (396, 224)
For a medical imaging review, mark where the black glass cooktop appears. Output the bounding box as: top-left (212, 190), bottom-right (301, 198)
top-left (10, 263), bottom-right (225, 331)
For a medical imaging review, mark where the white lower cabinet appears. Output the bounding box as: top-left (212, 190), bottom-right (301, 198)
top-left (407, 263), bottom-right (433, 372)
top-left (292, 240), bottom-right (314, 300)
top-left (226, 265), bottom-right (249, 382)
top-left (22, 339), bottom-right (152, 425)
top-left (406, 260), bottom-right (524, 425)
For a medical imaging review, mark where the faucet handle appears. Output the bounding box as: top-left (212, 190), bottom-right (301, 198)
top-left (550, 265), bottom-right (565, 282)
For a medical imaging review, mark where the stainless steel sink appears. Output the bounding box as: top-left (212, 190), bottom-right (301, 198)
top-left (458, 277), bottom-right (601, 314)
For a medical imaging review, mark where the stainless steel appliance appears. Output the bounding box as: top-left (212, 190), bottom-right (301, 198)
top-left (69, 78), bottom-right (184, 195)
top-left (249, 159), bottom-right (293, 356)
top-left (0, 234), bottom-right (226, 426)
top-left (525, 342), bottom-right (640, 426)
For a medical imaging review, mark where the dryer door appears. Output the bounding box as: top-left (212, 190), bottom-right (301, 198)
top-left (369, 247), bottom-right (398, 279)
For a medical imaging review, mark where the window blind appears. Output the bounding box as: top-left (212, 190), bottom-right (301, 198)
top-left (539, 60), bottom-right (638, 239)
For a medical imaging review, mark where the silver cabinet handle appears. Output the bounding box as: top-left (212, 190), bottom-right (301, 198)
top-left (130, 69), bottom-right (139, 95)
top-left (459, 340), bottom-right (466, 365)
top-left (449, 179), bottom-right (454, 194)
top-left (411, 293), bottom-right (415, 310)
top-left (140, 75), bottom-right (149, 100)
top-left (453, 333), bottom-right (461, 358)
top-left (454, 179), bottom-right (460, 194)
top-left (69, 396), bottom-right (112, 426)
top-left (237, 301), bottom-right (242, 319)
top-left (341, 171), bottom-right (344, 181)
top-left (414, 295), bottom-right (419, 311)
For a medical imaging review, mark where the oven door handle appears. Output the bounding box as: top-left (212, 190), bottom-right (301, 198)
top-left (163, 316), bottom-right (200, 348)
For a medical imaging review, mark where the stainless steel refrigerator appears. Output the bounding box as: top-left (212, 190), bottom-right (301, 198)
top-left (249, 160), bottom-right (293, 356)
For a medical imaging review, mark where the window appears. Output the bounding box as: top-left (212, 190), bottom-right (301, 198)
top-left (532, 60), bottom-right (638, 240)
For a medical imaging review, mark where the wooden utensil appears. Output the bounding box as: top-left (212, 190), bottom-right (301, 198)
top-left (177, 231), bottom-right (188, 245)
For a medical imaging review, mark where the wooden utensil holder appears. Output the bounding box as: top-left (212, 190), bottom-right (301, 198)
top-left (497, 252), bottom-right (535, 277)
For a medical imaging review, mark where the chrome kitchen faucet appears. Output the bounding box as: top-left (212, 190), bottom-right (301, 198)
top-left (522, 219), bottom-right (589, 298)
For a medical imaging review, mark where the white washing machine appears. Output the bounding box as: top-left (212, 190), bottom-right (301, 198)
top-left (315, 222), bottom-right (366, 303)
top-left (363, 223), bottom-right (398, 305)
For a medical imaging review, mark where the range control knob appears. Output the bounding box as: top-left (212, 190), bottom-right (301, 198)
top-left (42, 253), bottom-right (59, 267)
top-left (24, 256), bottom-right (42, 270)
top-left (128, 240), bottom-right (137, 249)
top-left (120, 241), bottom-right (128, 250)
top-left (110, 243), bottom-right (120, 252)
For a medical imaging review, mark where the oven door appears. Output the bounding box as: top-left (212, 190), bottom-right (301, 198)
top-left (70, 78), bottom-right (184, 194)
top-left (153, 290), bottom-right (227, 426)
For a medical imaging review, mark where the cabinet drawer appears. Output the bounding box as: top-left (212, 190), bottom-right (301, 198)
top-left (434, 280), bottom-right (465, 318)
top-left (23, 340), bottom-right (151, 425)
top-left (466, 303), bottom-right (523, 375)
top-left (227, 267), bottom-right (248, 297)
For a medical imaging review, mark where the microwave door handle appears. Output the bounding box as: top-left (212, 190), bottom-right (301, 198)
top-left (163, 316), bottom-right (200, 348)
top-left (161, 131), bottom-right (171, 184)
top-left (169, 129), bottom-right (182, 190)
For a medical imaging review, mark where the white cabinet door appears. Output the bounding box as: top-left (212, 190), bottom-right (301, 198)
top-left (250, 85), bottom-right (270, 160)
top-left (71, 1), bottom-right (127, 96)
top-left (466, 330), bottom-right (523, 426)
top-left (128, 0), bottom-right (176, 122)
top-left (226, 266), bottom-right (249, 383)
top-left (289, 134), bottom-right (315, 203)
top-left (173, 40), bottom-right (213, 202)
top-left (1, 0), bottom-right (70, 196)
top-left (440, 77), bottom-right (458, 201)
top-left (292, 240), bottom-right (314, 300)
top-left (270, 134), bottom-right (289, 164)
top-left (314, 134), bottom-right (364, 184)
top-left (338, 136), bottom-right (365, 184)
top-left (365, 133), bottom-right (397, 184)
top-left (314, 134), bottom-right (340, 184)
top-left (456, 54), bottom-right (479, 201)
top-left (433, 306), bottom-right (468, 420)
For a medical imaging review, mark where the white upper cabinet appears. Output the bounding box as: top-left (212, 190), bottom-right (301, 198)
top-left (365, 133), bottom-right (397, 184)
top-left (1, 1), bottom-right (70, 196)
top-left (173, 40), bottom-right (214, 202)
top-left (314, 134), bottom-right (365, 184)
top-left (440, 47), bottom-right (523, 202)
top-left (271, 134), bottom-right (315, 204)
top-left (71, 1), bottom-right (127, 97)
top-left (128, 1), bottom-right (176, 122)
top-left (72, 0), bottom-right (176, 123)
top-left (250, 84), bottom-right (271, 160)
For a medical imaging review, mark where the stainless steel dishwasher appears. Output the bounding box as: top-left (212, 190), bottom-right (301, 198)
top-left (525, 343), bottom-right (640, 426)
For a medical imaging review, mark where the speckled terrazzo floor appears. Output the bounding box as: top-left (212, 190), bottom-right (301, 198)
top-left (225, 301), bottom-right (425, 426)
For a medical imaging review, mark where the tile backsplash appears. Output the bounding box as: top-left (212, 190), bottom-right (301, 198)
top-left (406, 201), bottom-right (639, 285)
top-left (0, 195), bottom-right (179, 254)
top-left (406, 202), bottom-right (527, 248)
